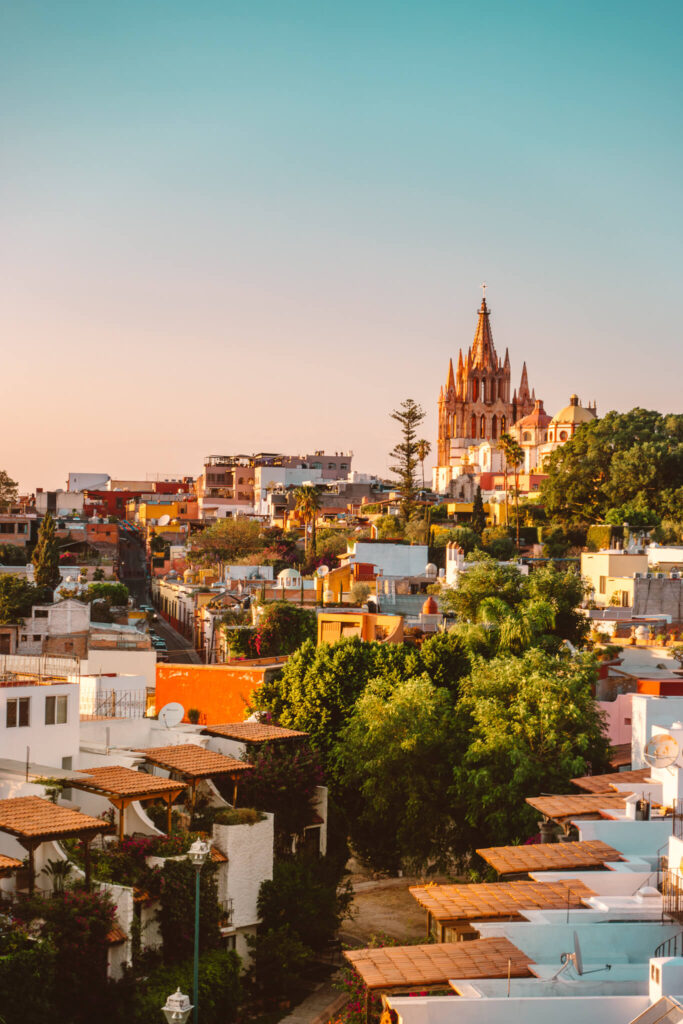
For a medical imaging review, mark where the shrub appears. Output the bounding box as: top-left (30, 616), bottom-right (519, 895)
top-left (158, 858), bottom-right (222, 963)
top-left (247, 924), bottom-right (312, 1004)
top-left (349, 582), bottom-right (371, 605)
top-left (112, 948), bottom-right (241, 1024)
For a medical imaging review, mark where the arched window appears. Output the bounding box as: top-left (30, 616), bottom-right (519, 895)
top-left (491, 415), bottom-right (498, 439)
top-left (501, 416), bottom-right (506, 435)
top-left (480, 415), bottom-right (486, 438)
top-left (481, 380), bottom-right (486, 402)
top-left (470, 413), bottom-right (477, 437)
top-left (472, 379), bottom-right (479, 401)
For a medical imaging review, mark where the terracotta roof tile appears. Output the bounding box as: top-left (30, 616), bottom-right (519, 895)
top-left (0, 796), bottom-right (113, 840)
top-left (572, 769), bottom-right (651, 794)
top-left (344, 937), bottom-right (533, 990)
top-left (74, 765), bottom-right (186, 798)
top-left (136, 744), bottom-right (252, 778)
top-left (409, 879), bottom-right (595, 922)
top-left (476, 839), bottom-right (623, 875)
top-left (210, 845), bottom-right (228, 863)
top-left (526, 793), bottom-right (626, 821)
top-left (609, 743), bottom-right (632, 768)
top-left (203, 722), bottom-right (308, 743)
top-left (0, 854), bottom-right (22, 872)
top-left (107, 922), bottom-right (127, 944)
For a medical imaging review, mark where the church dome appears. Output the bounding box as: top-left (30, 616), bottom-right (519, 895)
top-left (551, 394), bottom-right (597, 426)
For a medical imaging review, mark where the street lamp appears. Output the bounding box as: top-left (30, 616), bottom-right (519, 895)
top-left (162, 988), bottom-right (193, 1024)
top-left (188, 839), bottom-right (210, 1024)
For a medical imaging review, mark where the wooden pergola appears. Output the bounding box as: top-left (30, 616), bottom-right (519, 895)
top-left (136, 744), bottom-right (252, 812)
top-left (71, 765), bottom-right (187, 841)
top-left (0, 795), bottom-right (113, 892)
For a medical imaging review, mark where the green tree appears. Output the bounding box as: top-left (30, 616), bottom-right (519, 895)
top-left (541, 408), bottom-right (683, 525)
top-left (0, 574), bottom-right (42, 623)
top-left (374, 514), bottom-right (404, 540)
top-left (0, 470), bottom-right (18, 513)
top-left (187, 517), bottom-right (263, 576)
top-left (0, 543), bottom-right (28, 566)
top-left (471, 485), bottom-right (486, 534)
top-left (235, 741), bottom-right (323, 855)
top-left (256, 855), bottom-right (352, 953)
top-left (337, 676), bottom-right (463, 871)
top-left (32, 512), bottom-right (61, 592)
top-left (293, 484), bottom-right (322, 557)
top-left (416, 438), bottom-right (432, 490)
top-left (440, 554), bottom-right (527, 620)
top-left (158, 858), bottom-right (222, 963)
top-left (254, 601), bottom-right (316, 656)
top-left (454, 649), bottom-right (611, 852)
top-left (389, 399), bottom-right (426, 520)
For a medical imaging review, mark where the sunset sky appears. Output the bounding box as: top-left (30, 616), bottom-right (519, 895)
top-left (2, 0), bottom-right (682, 492)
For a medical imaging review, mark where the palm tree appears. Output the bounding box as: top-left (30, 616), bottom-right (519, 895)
top-left (478, 596), bottom-right (556, 655)
top-left (293, 485), bottom-right (322, 557)
top-left (416, 439), bottom-right (432, 491)
top-left (498, 433), bottom-right (524, 545)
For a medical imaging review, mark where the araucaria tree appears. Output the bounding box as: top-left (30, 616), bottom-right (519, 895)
top-left (390, 399), bottom-right (426, 520)
top-left (471, 485), bottom-right (486, 534)
top-left (32, 513), bottom-right (61, 592)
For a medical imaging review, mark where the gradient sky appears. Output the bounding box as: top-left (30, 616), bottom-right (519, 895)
top-left (2, 0), bottom-right (682, 492)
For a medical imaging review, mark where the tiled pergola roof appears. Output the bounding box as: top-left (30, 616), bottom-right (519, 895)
top-left (136, 744), bottom-right (250, 778)
top-left (571, 768), bottom-right (651, 794)
top-left (409, 879), bottom-right (595, 923)
top-left (476, 838), bottom-right (623, 876)
top-left (526, 792), bottom-right (626, 822)
top-left (202, 722), bottom-right (307, 743)
top-left (344, 936), bottom-right (533, 991)
top-left (71, 765), bottom-right (187, 840)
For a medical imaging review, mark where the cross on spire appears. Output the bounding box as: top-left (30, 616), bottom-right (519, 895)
top-left (481, 282), bottom-right (487, 299)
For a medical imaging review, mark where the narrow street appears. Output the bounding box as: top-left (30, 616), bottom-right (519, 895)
top-left (152, 615), bottom-right (202, 665)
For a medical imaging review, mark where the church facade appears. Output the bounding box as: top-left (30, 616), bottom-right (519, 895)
top-left (434, 295), bottom-right (538, 493)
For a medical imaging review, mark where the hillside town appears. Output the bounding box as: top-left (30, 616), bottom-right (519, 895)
top-left (2, 291), bottom-right (683, 1024)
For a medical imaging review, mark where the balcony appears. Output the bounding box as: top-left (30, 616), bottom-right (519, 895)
top-left (218, 897), bottom-right (234, 928)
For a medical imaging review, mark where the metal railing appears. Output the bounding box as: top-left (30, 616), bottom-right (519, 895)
top-left (654, 931), bottom-right (683, 959)
top-left (218, 898), bottom-right (234, 926)
top-left (80, 689), bottom-right (148, 720)
top-left (663, 870), bottom-right (683, 921)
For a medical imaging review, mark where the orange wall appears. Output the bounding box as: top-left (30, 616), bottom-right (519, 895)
top-left (156, 663), bottom-right (274, 725)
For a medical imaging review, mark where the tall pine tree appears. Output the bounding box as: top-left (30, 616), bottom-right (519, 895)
top-left (472, 486), bottom-right (486, 534)
top-left (32, 512), bottom-right (61, 593)
top-left (389, 399), bottom-right (425, 521)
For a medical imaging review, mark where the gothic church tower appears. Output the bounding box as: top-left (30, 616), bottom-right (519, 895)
top-left (437, 295), bottom-right (537, 466)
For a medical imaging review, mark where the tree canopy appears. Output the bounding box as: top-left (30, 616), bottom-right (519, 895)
top-left (0, 470), bottom-right (18, 514)
top-left (187, 517), bottom-right (263, 572)
top-left (32, 513), bottom-right (60, 592)
top-left (541, 408), bottom-right (683, 524)
top-left (389, 398), bottom-right (425, 520)
top-left (0, 574), bottom-right (42, 624)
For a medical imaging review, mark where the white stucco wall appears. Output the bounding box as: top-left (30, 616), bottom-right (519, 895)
top-left (351, 542), bottom-right (429, 578)
top-left (213, 813), bottom-right (274, 931)
top-left (0, 682), bottom-right (79, 766)
top-left (82, 649), bottom-right (157, 687)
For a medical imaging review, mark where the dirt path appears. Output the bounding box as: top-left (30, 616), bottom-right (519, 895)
top-left (340, 878), bottom-right (434, 947)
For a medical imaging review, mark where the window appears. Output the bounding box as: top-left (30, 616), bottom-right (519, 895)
top-left (328, 463), bottom-right (335, 469)
top-left (599, 576), bottom-right (607, 594)
top-left (559, 430), bottom-right (568, 441)
top-left (1, 523), bottom-right (15, 534)
top-left (35, 610), bottom-right (48, 618)
top-left (491, 415), bottom-right (498, 440)
top-left (501, 416), bottom-right (506, 434)
top-left (340, 463), bottom-right (348, 470)
top-left (17, 524), bottom-right (27, 534)
top-left (33, 634), bottom-right (41, 642)
top-left (470, 414), bottom-right (477, 437)
top-left (45, 695), bottom-right (68, 725)
top-left (7, 697), bottom-right (30, 728)
top-left (480, 415), bottom-right (486, 438)
top-left (21, 634), bottom-right (28, 642)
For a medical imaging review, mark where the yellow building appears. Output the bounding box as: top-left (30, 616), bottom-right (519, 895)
top-left (317, 610), bottom-right (404, 645)
top-left (580, 551), bottom-right (648, 608)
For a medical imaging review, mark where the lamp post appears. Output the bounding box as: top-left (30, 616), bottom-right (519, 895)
top-left (161, 988), bottom-right (193, 1024)
top-left (188, 838), bottom-right (210, 1024)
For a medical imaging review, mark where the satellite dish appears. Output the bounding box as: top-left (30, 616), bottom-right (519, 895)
top-left (643, 733), bottom-right (679, 769)
top-left (316, 565), bottom-right (330, 578)
top-left (158, 702), bottom-right (184, 728)
top-left (158, 514), bottom-right (171, 526)
top-left (573, 931), bottom-right (584, 976)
